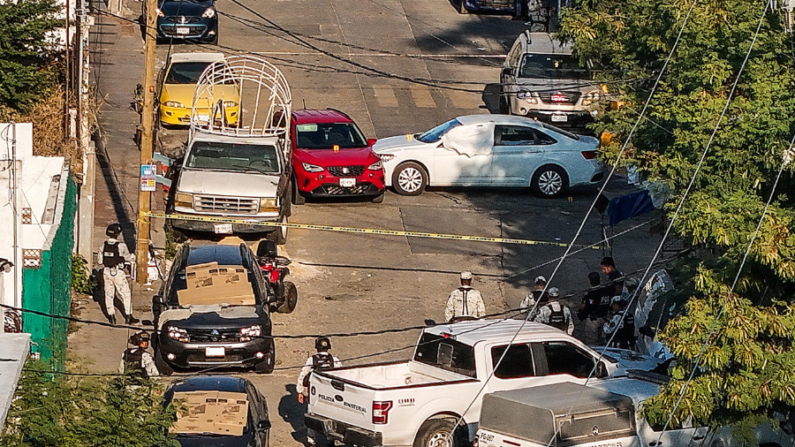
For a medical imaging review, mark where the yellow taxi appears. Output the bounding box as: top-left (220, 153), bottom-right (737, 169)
top-left (158, 52), bottom-right (240, 127)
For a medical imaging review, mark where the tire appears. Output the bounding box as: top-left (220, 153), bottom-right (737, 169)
top-left (276, 281), bottom-right (298, 313)
top-left (457, 0), bottom-right (469, 14)
top-left (154, 346), bottom-right (174, 376)
top-left (254, 339), bottom-right (275, 374)
top-left (532, 165), bottom-right (568, 198)
top-left (292, 177), bottom-right (306, 205)
top-left (266, 214), bottom-right (288, 245)
top-left (393, 162), bottom-right (428, 196)
top-left (371, 191), bottom-right (385, 203)
top-left (413, 419), bottom-right (466, 447)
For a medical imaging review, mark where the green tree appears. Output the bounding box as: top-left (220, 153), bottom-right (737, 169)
top-left (0, 0), bottom-right (62, 112)
top-left (558, 0), bottom-right (795, 440)
top-left (1, 360), bottom-right (179, 447)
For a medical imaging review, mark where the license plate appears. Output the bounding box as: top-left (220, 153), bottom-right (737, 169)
top-left (551, 114), bottom-right (568, 122)
top-left (214, 223), bottom-right (233, 234)
top-left (176, 27), bottom-right (189, 35)
top-left (340, 178), bottom-right (356, 187)
top-left (196, 114), bottom-right (210, 122)
top-left (205, 347), bottom-right (225, 357)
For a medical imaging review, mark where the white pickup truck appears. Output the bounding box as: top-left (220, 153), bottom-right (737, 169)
top-left (476, 373), bottom-right (793, 447)
top-left (304, 320), bottom-right (660, 447)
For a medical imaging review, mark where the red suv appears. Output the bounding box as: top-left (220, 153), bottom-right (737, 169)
top-left (290, 109), bottom-right (386, 204)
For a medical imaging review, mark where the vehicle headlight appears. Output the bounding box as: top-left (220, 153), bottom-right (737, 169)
top-left (367, 160), bottom-right (383, 170)
top-left (378, 154), bottom-right (395, 162)
top-left (167, 326), bottom-right (190, 343)
top-left (163, 100), bottom-right (183, 108)
top-left (239, 324), bottom-right (262, 342)
top-left (517, 91), bottom-right (538, 104)
top-left (202, 7), bottom-right (215, 18)
top-left (259, 198), bottom-right (278, 212)
top-left (156, 7), bottom-right (164, 16)
top-left (174, 192), bottom-right (193, 208)
top-left (301, 163), bottom-right (324, 173)
top-left (223, 100), bottom-right (238, 108)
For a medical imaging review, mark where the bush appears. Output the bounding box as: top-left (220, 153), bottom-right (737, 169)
top-left (70, 254), bottom-right (95, 294)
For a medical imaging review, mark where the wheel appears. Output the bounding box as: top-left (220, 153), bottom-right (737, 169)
top-left (276, 281), bottom-right (298, 313)
top-left (532, 165), bottom-right (568, 198)
top-left (413, 418), bottom-right (466, 447)
top-left (292, 177), bottom-right (306, 205)
top-left (266, 214), bottom-right (288, 245)
top-left (254, 340), bottom-right (275, 374)
top-left (154, 346), bottom-right (174, 376)
top-left (393, 162), bottom-right (428, 196)
top-left (371, 191), bottom-right (385, 203)
top-left (457, 0), bottom-right (469, 14)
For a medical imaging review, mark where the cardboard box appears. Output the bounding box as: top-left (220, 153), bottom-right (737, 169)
top-left (172, 391), bottom-right (249, 436)
top-left (178, 264), bottom-right (256, 306)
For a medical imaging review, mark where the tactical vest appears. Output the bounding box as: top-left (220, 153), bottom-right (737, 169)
top-left (102, 241), bottom-right (124, 268)
top-left (546, 303), bottom-right (569, 331)
top-left (303, 352), bottom-right (335, 387)
top-left (122, 348), bottom-right (146, 378)
top-left (617, 311), bottom-right (636, 347)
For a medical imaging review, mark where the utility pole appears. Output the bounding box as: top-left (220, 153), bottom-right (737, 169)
top-left (136, 0), bottom-right (157, 283)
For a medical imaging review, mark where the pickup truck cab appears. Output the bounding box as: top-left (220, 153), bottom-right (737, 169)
top-left (152, 243), bottom-right (279, 375)
top-left (305, 320), bottom-right (659, 447)
top-left (476, 374), bottom-right (793, 447)
top-left (170, 132), bottom-right (291, 243)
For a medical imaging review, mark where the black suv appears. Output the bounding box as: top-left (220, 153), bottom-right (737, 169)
top-left (165, 376), bottom-right (271, 447)
top-left (152, 243), bottom-right (284, 374)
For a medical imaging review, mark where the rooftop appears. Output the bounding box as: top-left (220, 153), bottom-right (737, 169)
top-left (0, 333), bottom-right (31, 431)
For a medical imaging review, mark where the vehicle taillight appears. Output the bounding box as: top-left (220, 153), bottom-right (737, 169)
top-left (372, 401), bottom-right (393, 424)
top-left (269, 269), bottom-right (280, 283)
top-left (473, 435), bottom-right (479, 447)
top-left (581, 151), bottom-right (597, 160)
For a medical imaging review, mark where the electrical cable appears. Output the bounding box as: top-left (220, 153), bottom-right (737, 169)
top-left (444, 0), bottom-right (702, 439)
top-left (652, 91), bottom-right (791, 447)
top-left (537, 3), bottom-right (774, 447)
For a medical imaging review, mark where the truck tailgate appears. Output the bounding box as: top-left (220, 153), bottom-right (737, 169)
top-left (309, 372), bottom-right (374, 430)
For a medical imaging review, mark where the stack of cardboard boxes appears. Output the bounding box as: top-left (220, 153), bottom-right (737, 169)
top-left (176, 262), bottom-right (256, 306)
top-left (171, 391), bottom-right (250, 436)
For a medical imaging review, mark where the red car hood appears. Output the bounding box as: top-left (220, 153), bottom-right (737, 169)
top-left (293, 147), bottom-right (378, 166)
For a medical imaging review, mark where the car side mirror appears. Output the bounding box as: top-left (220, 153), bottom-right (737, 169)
top-left (501, 67), bottom-right (514, 77)
top-left (595, 360), bottom-right (609, 379)
top-left (367, 138), bottom-right (377, 146)
top-left (424, 319), bottom-right (437, 326)
top-left (152, 295), bottom-right (163, 315)
top-left (257, 420), bottom-right (271, 431)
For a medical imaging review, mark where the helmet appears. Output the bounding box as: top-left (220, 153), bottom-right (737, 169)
top-left (315, 336), bottom-right (331, 351)
top-left (460, 271), bottom-right (473, 281)
top-left (106, 223), bottom-right (122, 238)
top-left (548, 287), bottom-right (560, 298)
top-left (129, 331), bottom-right (150, 346)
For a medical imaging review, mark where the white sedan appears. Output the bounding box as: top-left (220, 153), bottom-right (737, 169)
top-left (373, 115), bottom-right (604, 197)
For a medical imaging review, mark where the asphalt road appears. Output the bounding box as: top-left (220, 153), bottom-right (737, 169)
top-left (84, 1), bottom-right (664, 446)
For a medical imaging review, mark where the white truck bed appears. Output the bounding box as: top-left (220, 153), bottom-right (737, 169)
top-left (325, 361), bottom-right (472, 389)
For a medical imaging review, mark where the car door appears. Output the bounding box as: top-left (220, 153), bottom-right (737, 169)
top-left (501, 41), bottom-right (522, 112)
top-left (434, 122), bottom-right (494, 185)
top-left (245, 382), bottom-right (266, 447)
top-left (637, 417), bottom-right (710, 447)
top-left (532, 340), bottom-right (597, 383)
top-left (491, 125), bottom-right (554, 185)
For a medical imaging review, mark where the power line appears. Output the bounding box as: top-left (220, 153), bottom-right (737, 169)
top-left (446, 0), bottom-right (702, 438)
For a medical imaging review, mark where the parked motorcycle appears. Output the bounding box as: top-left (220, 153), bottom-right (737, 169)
top-left (256, 240), bottom-right (298, 314)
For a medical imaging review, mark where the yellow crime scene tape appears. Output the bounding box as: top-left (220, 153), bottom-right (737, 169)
top-left (144, 212), bottom-right (600, 249)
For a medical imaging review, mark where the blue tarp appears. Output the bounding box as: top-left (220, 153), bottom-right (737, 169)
top-left (607, 190), bottom-right (656, 226)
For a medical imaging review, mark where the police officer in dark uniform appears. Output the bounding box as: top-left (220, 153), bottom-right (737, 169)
top-left (119, 331), bottom-right (159, 378)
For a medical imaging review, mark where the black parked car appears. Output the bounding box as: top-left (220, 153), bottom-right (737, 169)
top-left (165, 376), bottom-right (271, 447)
top-left (156, 0), bottom-right (219, 45)
top-left (152, 243), bottom-right (290, 375)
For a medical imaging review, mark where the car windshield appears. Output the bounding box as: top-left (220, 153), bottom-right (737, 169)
top-left (518, 54), bottom-right (589, 80)
top-left (185, 141), bottom-right (281, 174)
top-left (541, 122), bottom-right (580, 140)
top-left (295, 122), bottom-right (368, 149)
top-left (413, 333), bottom-right (476, 378)
top-left (417, 119), bottom-right (462, 143)
top-left (165, 62), bottom-right (213, 84)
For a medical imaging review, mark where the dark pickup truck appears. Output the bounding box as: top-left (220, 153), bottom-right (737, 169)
top-left (152, 242), bottom-right (283, 375)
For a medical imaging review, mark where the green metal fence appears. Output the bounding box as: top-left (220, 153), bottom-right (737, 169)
top-left (22, 169), bottom-right (77, 368)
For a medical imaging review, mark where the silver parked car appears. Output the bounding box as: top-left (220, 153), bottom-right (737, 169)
top-left (373, 115), bottom-right (604, 197)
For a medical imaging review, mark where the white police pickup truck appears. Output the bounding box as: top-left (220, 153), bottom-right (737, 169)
top-left (304, 320), bottom-right (660, 447)
top-left (476, 373), bottom-right (793, 447)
